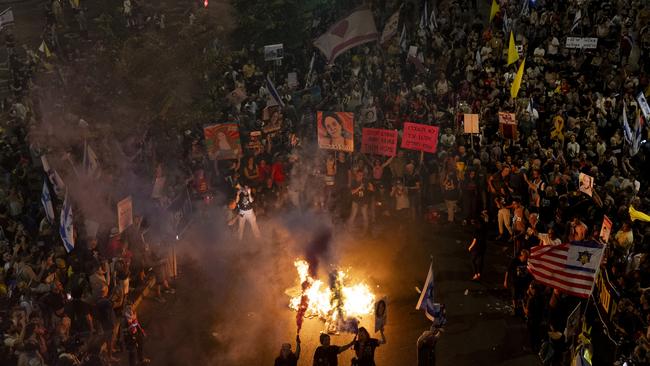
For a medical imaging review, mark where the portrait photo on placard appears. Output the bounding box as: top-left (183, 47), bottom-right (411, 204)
top-left (317, 111), bottom-right (354, 152)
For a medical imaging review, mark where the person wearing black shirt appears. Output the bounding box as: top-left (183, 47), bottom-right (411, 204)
top-left (313, 333), bottom-right (354, 366)
top-left (504, 249), bottom-right (531, 316)
top-left (235, 183), bottom-right (261, 240)
top-left (468, 212), bottom-right (489, 280)
top-left (352, 327), bottom-right (385, 366)
top-left (274, 335), bottom-right (301, 366)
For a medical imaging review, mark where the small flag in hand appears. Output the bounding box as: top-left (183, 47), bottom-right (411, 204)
top-left (416, 262), bottom-right (436, 321)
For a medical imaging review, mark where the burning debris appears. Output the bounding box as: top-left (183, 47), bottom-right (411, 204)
top-left (288, 259), bottom-right (375, 334)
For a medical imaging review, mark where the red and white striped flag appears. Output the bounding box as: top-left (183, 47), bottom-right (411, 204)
top-left (527, 241), bottom-right (604, 298)
top-left (313, 8), bottom-right (378, 63)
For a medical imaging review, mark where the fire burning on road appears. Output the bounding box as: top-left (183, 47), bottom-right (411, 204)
top-left (288, 259), bottom-right (375, 333)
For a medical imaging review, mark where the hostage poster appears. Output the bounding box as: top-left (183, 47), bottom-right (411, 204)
top-left (204, 123), bottom-right (242, 160)
top-left (361, 128), bottom-right (398, 156)
top-left (317, 111), bottom-right (354, 152)
top-left (401, 122), bottom-right (439, 153)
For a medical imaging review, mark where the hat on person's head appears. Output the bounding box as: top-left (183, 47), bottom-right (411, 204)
top-left (110, 228), bottom-right (120, 237)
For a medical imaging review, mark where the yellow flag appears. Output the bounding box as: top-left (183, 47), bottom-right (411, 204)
top-left (38, 40), bottom-right (52, 58)
top-left (507, 32), bottom-right (519, 65)
top-left (630, 206), bottom-right (650, 222)
top-left (490, 0), bottom-right (500, 22)
top-left (511, 58), bottom-right (525, 99)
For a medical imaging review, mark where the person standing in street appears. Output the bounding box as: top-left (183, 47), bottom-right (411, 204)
top-left (313, 333), bottom-right (354, 366)
top-left (274, 335), bottom-right (301, 366)
top-left (235, 183), bottom-right (261, 240)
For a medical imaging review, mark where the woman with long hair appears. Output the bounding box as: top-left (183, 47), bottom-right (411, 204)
top-left (319, 112), bottom-right (353, 151)
top-left (352, 327), bottom-right (385, 366)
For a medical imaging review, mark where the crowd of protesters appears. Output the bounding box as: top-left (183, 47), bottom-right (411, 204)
top-left (2, 0), bottom-right (650, 365)
top-left (177, 0), bottom-right (650, 365)
top-left (0, 0), bottom-right (182, 365)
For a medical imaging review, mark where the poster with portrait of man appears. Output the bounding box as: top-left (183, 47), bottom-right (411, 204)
top-left (317, 111), bottom-right (354, 152)
top-left (204, 123), bottom-right (242, 160)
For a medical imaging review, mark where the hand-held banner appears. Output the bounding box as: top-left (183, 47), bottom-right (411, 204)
top-left (361, 128), bottom-right (397, 156)
top-left (401, 122), bottom-right (439, 153)
top-left (317, 111), bottom-right (354, 152)
top-left (204, 123), bottom-right (242, 160)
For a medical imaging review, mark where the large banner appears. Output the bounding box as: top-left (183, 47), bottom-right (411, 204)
top-left (565, 37), bottom-right (598, 49)
top-left (317, 111), bottom-right (354, 152)
top-left (401, 122), bottom-right (439, 153)
top-left (117, 196), bottom-right (133, 233)
top-left (361, 128), bottom-right (398, 156)
top-left (204, 123), bottom-right (242, 160)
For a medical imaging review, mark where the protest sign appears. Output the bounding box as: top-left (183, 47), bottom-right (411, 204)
top-left (374, 298), bottom-right (387, 333)
top-left (262, 105), bottom-right (283, 134)
top-left (317, 112), bottom-right (354, 152)
top-left (361, 128), bottom-right (398, 156)
top-left (408, 45), bottom-right (418, 58)
top-left (565, 37), bottom-right (598, 49)
top-left (287, 72), bottom-right (298, 89)
top-left (498, 112), bottom-right (517, 139)
top-left (246, 131), bottom-right (264, 155)
top-left (117, 196), bottom-right (133, 233)
top-left (463, 114), bottom-right (479, 134)
top-left (599, 215), bottom-right (612, 243)
top-left (84, 219), bottom-right (99, 239)
top-left (264, 44), bottom-right (284, 61)
top-left (637, 92), bottom-right (650, 121)
top-left (204, 123), bottom-right (242, 160)
top-left (578, 172), bottom-right (594, 197)
top-left (360, 106), bottom-right (378, 124)
top-left (498, 112), bottom-right (516, 125)
top-left (401, 122), bottom-right (439, 153)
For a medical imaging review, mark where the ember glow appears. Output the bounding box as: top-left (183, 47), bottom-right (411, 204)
top-left (288, 259), bottom-right (375, 330)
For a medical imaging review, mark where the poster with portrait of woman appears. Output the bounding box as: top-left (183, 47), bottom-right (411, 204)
top-left (204, 123), bottom-right (242, 160)
top-left (262, 105), bottom-right (283, 134)
top-left (317, 111), bottom-right (354, 152)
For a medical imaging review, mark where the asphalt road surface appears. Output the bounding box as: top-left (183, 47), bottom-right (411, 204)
top-left (134, 209), bottom-right (541, 366)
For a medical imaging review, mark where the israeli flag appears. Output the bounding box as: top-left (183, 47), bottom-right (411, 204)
top-left (416, 262), bottom-right (436, 321)
top-left (41, 181), bottom-right (55, 223)
top-left (59, 192), bottom-right (75, 253)
top-left (83, 141), bottom-right (101, 178)
top-left (41, 155), bottom-right (66, 198)
top-left (265, 74), bottom-right (285, 108)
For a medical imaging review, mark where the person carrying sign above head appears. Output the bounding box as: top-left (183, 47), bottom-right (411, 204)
top-left (319, 112), bottom-right (353, 151)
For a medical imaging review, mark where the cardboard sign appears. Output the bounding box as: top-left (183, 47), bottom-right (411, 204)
top-left (360, 106), bottom-right (378, 124)
top-left (599, 215), bottom-right (612, 243)
top-left (317, 111), bottom-right (354, 152)
top-left (264, 44), bottom-right (284, 61)
top-left (117, 196), bottom-right (133, 233)
top-left (565, 37), bottom-right (598, 49)
top-left (463, 114), bottom-right (479, 134)
top-left (204, 123), bottom-right (242, 160)
top-left (361, 128), bottom-right (398, 156)
top-left (401, 122), bottom-right (439, 153)
top-left (578, 172), bottom-right (594, 197)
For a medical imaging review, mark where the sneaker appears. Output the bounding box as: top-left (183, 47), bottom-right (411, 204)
top-left (471, 274), bottom-right (479, 281)
top-left (164, 288), bottom-right (176, 294)
top-left (155, 296), bottom-right (166, 303)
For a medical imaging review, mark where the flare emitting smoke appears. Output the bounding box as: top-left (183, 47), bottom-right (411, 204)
top-left (296, 226), bottom-right (331, 333)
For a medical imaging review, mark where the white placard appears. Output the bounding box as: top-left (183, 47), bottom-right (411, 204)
top-left (565, 37), bottom-right (598, 49)
top-left (264, 44), bottom-right (284, 61)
